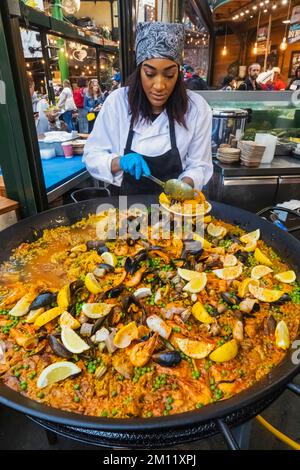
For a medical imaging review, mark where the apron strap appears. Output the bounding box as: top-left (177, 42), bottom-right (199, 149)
top-left (168, 112), bottom-right (177, 150)
top-left (124, 115), bottom-right (135, 153)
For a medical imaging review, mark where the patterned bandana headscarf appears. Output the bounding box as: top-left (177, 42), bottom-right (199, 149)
top-left (135, 22), bottom-right (185, 66)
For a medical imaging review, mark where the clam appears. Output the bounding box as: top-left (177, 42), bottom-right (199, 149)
top-left (239, 298), bottom-right (260, 314)
top-left (146, 314), bottom-right (172, 339)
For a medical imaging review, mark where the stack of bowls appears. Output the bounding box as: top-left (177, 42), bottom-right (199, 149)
top-left (238, 141), bottom-right (266, 167)
top-left (217, 147), bottom-right (241, 164)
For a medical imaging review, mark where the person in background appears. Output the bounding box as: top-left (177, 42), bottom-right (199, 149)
top-left (185, 67), bottom-right (208, 90)
top-left (84, 80), bottom-right (104, 133)
top-left (58, 80), bottom-right (77, 132)
top-left (221, 75), bottom-right (237, 91)
top-left (270, 67), bottom-right (286, 91)
top-left (238, 63), bottom-right (262, 91)
top-left (287, 66), bottom-right (300, 91)
top-left (28, 77), bottom-right (50, 135)
top-left (73, 76), bottom-right (88, 133)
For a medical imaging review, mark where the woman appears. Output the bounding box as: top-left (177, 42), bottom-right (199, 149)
top-left (73, 76), bottom-right (88, 133)
top-left (58, 80), bottom-right (77, 132)
top-left (84, 22), bottom-right (213, 195)
top-left (221, 75), bottom-right (237, 91)
top-left (84, 80), bottom-right (104, 133)
top-left (287, 66), bottom-right (300, 91)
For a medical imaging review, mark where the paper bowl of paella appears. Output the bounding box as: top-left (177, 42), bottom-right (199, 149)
top-left (0, 195), bottom-right (299, 421)
top-left (159, 190), bottom-right (212, 217)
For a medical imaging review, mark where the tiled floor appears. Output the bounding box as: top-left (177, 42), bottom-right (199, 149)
top-left (0, 375), bottom-right (299, 450)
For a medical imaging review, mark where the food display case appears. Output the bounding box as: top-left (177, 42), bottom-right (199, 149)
top-left (198, 91), bottom-right (300, 212)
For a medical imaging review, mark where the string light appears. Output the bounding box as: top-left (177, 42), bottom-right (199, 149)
top-left (253, 8), bottom-right (262, 55)
top-left (222, 24), bottom-right (228, 56)
top-left (280, 0), bottom-right (292, 51)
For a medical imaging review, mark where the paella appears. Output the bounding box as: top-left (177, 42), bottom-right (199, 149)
top-left (0, 199), bottom-right (300, 419)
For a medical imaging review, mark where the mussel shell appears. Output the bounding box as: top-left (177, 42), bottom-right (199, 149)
top-left (235, 250), bottom-right (249, 264)
top-left (105, 285), bottom-right (125, 298)
top-left (153, 351), bottom-right (182, 367)
top-left (122, 294), bottom-right (141, 312)
top-left (98, 263), bottom-right (115, 273)
top-left (125, 257), bottom-right (136, 275)
top-left (276, 294), bottom-right (292, 304)
top-left (29, 292), bottom-right (57, 311)
top-left (221, 292), bottom-right (241, 306)
top-left (228, 234), bottom-right (241, 245)
top-left (48, 335), bottom-right (72, 359)
top-left (86, 240), bottom-right (106, 251)
top-left (134, 249), bottom-right (148, 264)
top-left (69, 280), bottom-right (84, 297)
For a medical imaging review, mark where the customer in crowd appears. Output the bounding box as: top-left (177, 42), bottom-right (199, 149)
top-left (58, 80), bottom-right (77, 132)
top-left (221, 75), bottom-right (237, 90)
top-left (73, 76), bottom-right (88, 133)
top-left (28, 77), bottom-right (50, 134)
top-left (84, 80), bottom-right (104, 133)
top-left (269, 67), bottom-right (286, 91)
top-left (186, 67), bottom-right (208, 90)
top-left (287, 66), bottom-right (300, 91)
top-left (238, 63), bottom-right (263, 91)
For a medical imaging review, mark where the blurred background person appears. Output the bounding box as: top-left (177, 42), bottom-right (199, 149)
top-left (73, 76), bottom-right (88, 133)
top-left (221, 75), bottom-right (237, 91)
top-left (185, 67), bottom-right (208, 90)
top-left (238, 63), bottom-right (262, 91)
top-left (84, 80), bottom-right (104, 133)
top-left (287, 65), bottom-right (300, 91)
top-left (58, 80), bottom-right (77, 132)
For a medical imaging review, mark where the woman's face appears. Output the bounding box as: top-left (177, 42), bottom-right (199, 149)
top-left (140, 58), bottom-right (179, 112)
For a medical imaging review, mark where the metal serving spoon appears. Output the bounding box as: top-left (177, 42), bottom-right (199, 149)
top-left (143, 175), bottom-right (194, 201)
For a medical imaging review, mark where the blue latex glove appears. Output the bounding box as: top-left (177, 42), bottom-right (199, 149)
top-left (120, 153), bottom-right (151, 180)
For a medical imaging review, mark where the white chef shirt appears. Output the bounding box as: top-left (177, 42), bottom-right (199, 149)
top-left (83, 87), bottom-right (213, 190)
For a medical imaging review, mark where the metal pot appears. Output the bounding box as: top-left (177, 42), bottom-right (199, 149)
top-left (0, 196), bottom-right (299, 448)
top-left (212, 108), bottom-right (248, 154)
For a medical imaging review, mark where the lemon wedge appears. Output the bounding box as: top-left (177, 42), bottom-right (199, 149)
top-left (248, 284), bottom-right (284, 303)
top-left (159, 192), bottom-right (171, 206)
top-left (178, 268), bottom-right (202, 282)
top-left (193, 233), bottom-right (212, 250)
top-left (113, 321), bottom-right (139, 348)
top-left (57, 284), bottom-right (71, 309)
top-left (222, 254), bottom-right (238, 267)
top-left (254, 248), bottom-right (272, 267)
top-left (85, 273), bottom-right (102, 295)
top-left (251, 265), bottom-right (273, 280)
top-left (101, 252), bottom-right (117, 268)
top-left (37, 361), bottom-right (81, 389)
top-left (240, 229), bottom-right (260, 245)
top-left (26, 307), bottom-right (45, 323)
top-left (274, 271), bottom-right (296, 284)
top-left (59, 311), bottom-right (81, 329)
top-left (9, 294), bottom-right (33, 317)
top-left (82, 303), bottom-right (114, 319)
top-left (213, 265), bottom-right (243, 281)
top-left (34, 306), bottom-right (65, 329)
top-left (243, 241), bottom-right (258, 252)
top-left (192, 302), bottom-right (215, 324)
top-left (176, 338), bottom-right (214, 359)
top-left (207, 223), bottom-right (227, 238)
top-left (61, 326), bottom-right (90, 354)
top-left (238, 278), bottom-right (259, 298)
top-left (275, 320), bottom-right (290, 350)
top-left (183, 273), bottom-right (207, 293)
top-left (209, 339), bottom-right (238, 363)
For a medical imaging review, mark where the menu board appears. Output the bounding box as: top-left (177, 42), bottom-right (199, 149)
top-left (288, 6), bottom-right (300, 44)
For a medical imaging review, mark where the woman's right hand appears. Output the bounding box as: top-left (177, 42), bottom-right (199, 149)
top-left (119, 153), bottom-right (151, 180)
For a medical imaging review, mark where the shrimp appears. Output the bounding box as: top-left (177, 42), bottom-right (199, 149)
top-left (129, 333), bottom-right (158, 367)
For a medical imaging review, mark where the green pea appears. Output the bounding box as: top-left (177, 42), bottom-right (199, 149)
top-left (111, 408), bottom-right (119, 416)
top-left (74, 396), bottom-right (80, 403)
top-left (101, 410), bottom-right (108, 417)
top-left (37, 392), bottom-right (45, 399)
top-left (74, 384), bottom-right (80, 390)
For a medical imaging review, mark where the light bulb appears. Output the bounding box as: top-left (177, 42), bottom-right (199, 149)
top-left (280, 37), bottom-right (287, 50)
top-left (222, 46), bottom-right (227, 56)
top-left (253, 42), bottom-right (258, 55)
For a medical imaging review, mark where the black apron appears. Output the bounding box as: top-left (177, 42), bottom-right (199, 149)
top-left (118, 113), bottom-right (183, 196)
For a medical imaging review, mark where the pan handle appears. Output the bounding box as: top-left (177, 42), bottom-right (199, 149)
top-left (256, 206), bottom-right (300, 234)
top-left (216, 419), bottom-right (240, 450)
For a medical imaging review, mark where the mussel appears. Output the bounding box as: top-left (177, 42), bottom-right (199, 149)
top-left (94, 263), bottom-right (115, 277)
top-left (275, 294), bottom-right (292, 304)
top-left (122, 294), bottom-right (146, 325)
top-left (105, 285), bottom-right (125, 299)
top-left (152, 350), bottom-right (182, 367)
top-left (29, 291), bottom-right (57, 311)
top-left (264, 315), bottom-right (276, 336)
top-left (86, 240), bottom-right (109, 255)
top-left (235, 250), bottom-right (249, 264)
top-left (125, 249), bottom-right (148, 275)
top-left (221, 292), bottom-right (241, 307)
top-left (48, 335), bottom-right (72, 359)
top-left (181, 240), bottom-right (203, 259)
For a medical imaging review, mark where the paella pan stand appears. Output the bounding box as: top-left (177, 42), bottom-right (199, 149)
top-left (0, 198), bottom-right (300, 450)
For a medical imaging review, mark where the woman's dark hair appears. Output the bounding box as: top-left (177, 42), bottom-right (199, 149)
top-left (222, 75), bottom-right (235, 87)
top-left (295, 66), bottom-right (300, 77)
top-left (126, 64), bottom-right (188, 128)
